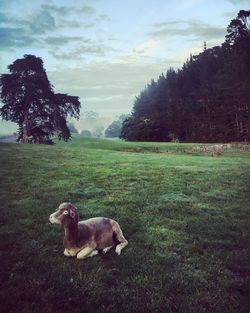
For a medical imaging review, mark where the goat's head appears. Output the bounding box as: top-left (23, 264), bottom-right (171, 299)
top-left (49, 202), bottom-right (78, 226)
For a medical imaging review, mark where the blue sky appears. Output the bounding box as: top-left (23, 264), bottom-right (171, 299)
top-left (0, 0), bottom-right (249, 133)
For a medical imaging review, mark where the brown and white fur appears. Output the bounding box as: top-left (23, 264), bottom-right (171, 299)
top-left (49, 202), bottom-right (128, 259)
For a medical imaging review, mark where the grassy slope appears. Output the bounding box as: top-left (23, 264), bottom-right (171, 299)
top-left (0, 136), bottom-right (250, 313)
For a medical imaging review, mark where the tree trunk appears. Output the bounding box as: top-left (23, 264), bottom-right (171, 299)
top-left (22, 114), bottom-right (30, 143)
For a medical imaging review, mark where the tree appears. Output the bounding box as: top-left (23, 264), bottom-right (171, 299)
top-left (81, 130), bottom-right (92, 137)
top-left (92, 125), bottom-right (104, 138)
top-left (226, 10), bottom-right (250, 45)
top-left (105, 114), bottom-right (128, 138)
top-left (224, 10), bottom-right (250, 140)
top-left (67, 122), bottom-right (78, 133)
top-left (0, 55), bottom-right (81, 144)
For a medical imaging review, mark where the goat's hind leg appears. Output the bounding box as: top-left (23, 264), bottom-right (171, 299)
top-left (102, 245), bottom-right (113, 254)
top-left (112, 221), bottom-right (128, 255)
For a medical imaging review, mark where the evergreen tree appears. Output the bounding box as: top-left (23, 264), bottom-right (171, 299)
top-left (0, 55), bottom-right (81, 144)
top-left (105, 114), bottom-right (128, 138)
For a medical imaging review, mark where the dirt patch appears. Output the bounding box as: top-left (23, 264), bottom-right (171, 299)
top-left (119, 147), bottom-right (161, 153)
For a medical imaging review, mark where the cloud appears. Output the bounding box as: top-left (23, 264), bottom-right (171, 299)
top-left (0, 5), bottom-right (98, 52)
top-left (0, 0), bottom-right (110, 54)
top-left (97, 14), bottom-right (112, 22)
top-left (149, 19), bottom-right (226, 42)
top-left (114, 39), bottom-right (161, 65)
top-left (44, 36), bottom-right (87, 46)
top-left (49, 41), bottom-right (119, 61)
top-left (30, 7), bottom-right (56, 34)
top-left (49, 50), bottom-right (84, 61)
top-left (151, 21), bottom-right (184, 28)
top-left (49, 45), bottom-right (105, 61)
top-left (41, 4), bottom-right (70, 16)
top-left (78, 4), bottom-right (96, 15)
top-left (0, 5), bottom-right (57, 49)
top-left (0, 0), bottom-right (20, 9)
top-left (1, 6), bottom-right (56, 32)
top-left (41, 3), bottom-right (96, 17)
top-left (226, 0), bottom-right (250, 4)
top-left (0, 12), bottom-right (8, 23)
top-left (57, 19), bottom-right (82, 28)
top-left (0, 27), bottom-right (35, 49)
top-left (41, 3), bottom-right (98, 29)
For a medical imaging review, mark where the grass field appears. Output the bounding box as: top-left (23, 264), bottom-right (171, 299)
top-left (0, 135), bottom-right (250, 313)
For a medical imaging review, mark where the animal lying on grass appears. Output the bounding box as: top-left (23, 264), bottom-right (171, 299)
top-left (49, 202), bottom-right (128, 259)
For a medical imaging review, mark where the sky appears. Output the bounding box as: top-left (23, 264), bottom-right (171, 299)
top-left (0, 0), bottom-right (249, 134)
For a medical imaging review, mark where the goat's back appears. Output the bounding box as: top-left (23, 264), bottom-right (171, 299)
top-left (79, 217), bottom-right (116, 249)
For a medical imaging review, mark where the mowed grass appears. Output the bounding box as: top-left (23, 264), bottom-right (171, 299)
top-left (0, 135), bottom-right (250, 313)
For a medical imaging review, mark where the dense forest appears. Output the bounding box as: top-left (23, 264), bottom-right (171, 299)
top-left (121, 10), bottom-right (250, 142)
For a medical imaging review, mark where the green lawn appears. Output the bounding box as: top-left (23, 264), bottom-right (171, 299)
top-left (0, 136), bottom-right (250, 313)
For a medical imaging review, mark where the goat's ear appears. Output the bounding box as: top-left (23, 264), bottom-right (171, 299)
top-left (69, 209), bottom-right (75, 219)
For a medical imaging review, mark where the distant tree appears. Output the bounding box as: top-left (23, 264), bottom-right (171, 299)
top-left (92, 125), bottom-right (104, 138)
top-left (81, 130), bottom-right (92, 137)
top-left (0, 55), bottom-right (81, 144)
top-left (105, 120), bottom-right (121, 137)
top-left (67, 122), bottom-right (78, 133)
top-left (105, 114), bottom-right (129, 137)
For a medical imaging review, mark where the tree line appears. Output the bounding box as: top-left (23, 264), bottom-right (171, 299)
top-left (121, 10), bottom-right (250, 142)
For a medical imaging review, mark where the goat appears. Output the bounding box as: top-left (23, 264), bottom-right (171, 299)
top-left (49, 202), bottom-right (128, 259)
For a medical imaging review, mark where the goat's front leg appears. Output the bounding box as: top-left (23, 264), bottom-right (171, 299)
top-left (77, 246), bottom-right (97, 259)
top-left (88, 250), bottom-right (99, 257)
